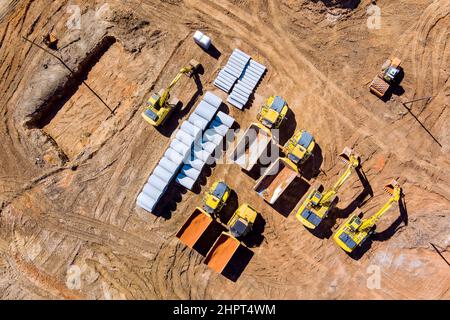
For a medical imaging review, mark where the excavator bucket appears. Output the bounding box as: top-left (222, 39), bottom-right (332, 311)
top-left (383, 179), bottom-right (400, 196)
top-left (339, 147), bottom-right (360, 167)
top-left (189, 59), bottom-right (201, 71)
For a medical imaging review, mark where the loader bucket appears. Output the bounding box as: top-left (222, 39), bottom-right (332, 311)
top-left (204, 233), bottom-right (241, 274)
top-left (176, 208), bottom-right (213, 249)
top-left (339, 147), bottom-right (360, 167)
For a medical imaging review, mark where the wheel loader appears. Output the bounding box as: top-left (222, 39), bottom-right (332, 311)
top-left (203, 181), bottom-right (231, 215)
top-left (142, 59), bottom-right (200, 127)
top-left (296, 147), bottom-right (360, 229)
top-left (282, 130), bottom-right (315, 165)
top-left (257, 95), bottom-right (289, 129)
top-left (369, 57), bottom-right (402, 98)
top-left (333, 180), bottom-right (402, 253)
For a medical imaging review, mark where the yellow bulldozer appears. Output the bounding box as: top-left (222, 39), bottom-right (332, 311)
top-left (142, 59), bottom-right (200, 127)
top-left (202, 181), bottom-right (231, 216)
top-left (369, 57), bottom-right (402, 98)
top-left (333, 180), bottom-right (402, 253)
top-left (257, 95), bottom-right (289, 129)
top-left (296, 147), bottom-right (360, 229)
top-left (282, 130), bottom-right (315, 165)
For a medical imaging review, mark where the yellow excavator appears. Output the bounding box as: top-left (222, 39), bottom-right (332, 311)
top-left (296, 147), bottom-right (360, 229)
top-left (142, 59), bottom-right (200, 127)
top-left (333, 180), bottom-right (402, 253)
top-left (282, 130), bottom-right (315, 165)
top-left (203, 181), bottom-right (231, 216)
top-left (257, 95), bottom-right (289, 129)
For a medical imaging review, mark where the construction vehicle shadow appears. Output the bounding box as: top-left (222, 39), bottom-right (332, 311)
top-left (156, 66), bottom-right (205, 137)
top-left (243, 162), bottom-right (266, 180)
top-left (241, 214), bottom-right (266, 248)
top-left (272, 177), bottom-right (310, 217)
top-left (193, 165), bottom-right (214, 194)
top-left (152, 183), bottom-right (188, 219)
top-left (278, 108), bottom-right (297, 145)
top-left (382, 68), bottom-right (405, 102)
top-left (206, 44), bottom-right (221, 60)
top-left (218, 189), bottom-right (240, 225)
top-left (222, 245), bottom-right (254, 282)
top-left (372, 192), bottom-right (408, 242)
top-left (300, 143), bottom-right (323, 181)
top-left (310, 166), bottom-right (373, 239)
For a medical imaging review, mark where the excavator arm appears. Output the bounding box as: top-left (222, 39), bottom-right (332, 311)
top-left (320, 149), bottom-right (360, 205)
top-left (360, 183), bottom-right (401, 231)
top-left (158, 60), bottom-right (200, 107)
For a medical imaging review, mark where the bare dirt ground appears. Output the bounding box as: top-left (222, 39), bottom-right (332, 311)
top-left (0, 0), bottom-right (449, 299)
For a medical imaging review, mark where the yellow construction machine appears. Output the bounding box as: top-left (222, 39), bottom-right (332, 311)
top-left (296, 147), bottom-right (360, 229)
top-left (257, 95), bottom-right (289, 129)
top-left (142, 59), bottom-right (200, 126)
top-left (227, 203), bottom-right (258, 238)
top-left (333, 180), bottom-right (401, 253)
top-left (369, 57), bottom-right (402, 98)
top-left (203, 181), bottom-right (231, 216)
top-left (282, 130), bottom-right (315, 165)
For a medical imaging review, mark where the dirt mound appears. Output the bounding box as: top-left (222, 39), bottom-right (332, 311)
top-left (0, 0), bottom-right (448, 300)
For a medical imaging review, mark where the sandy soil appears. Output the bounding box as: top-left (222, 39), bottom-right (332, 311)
top-left (0, 0), bottom-right (449, 299)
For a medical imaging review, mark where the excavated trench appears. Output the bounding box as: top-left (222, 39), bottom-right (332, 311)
top-left (25, 36), bottom-right (117, 130)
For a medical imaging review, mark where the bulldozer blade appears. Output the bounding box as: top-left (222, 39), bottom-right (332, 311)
top-left (383, 179), bottom-right (400, 196)
top-left (339, 147), bottom-right (360, 166)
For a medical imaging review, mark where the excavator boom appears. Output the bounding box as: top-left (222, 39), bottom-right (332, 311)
top-left (321, 148), bottom-right (360, 204)
top-left (360, 180), bottom-right (401, 230)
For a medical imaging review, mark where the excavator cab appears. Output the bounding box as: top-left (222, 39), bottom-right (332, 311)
top-left (228, 203), bottom-right (258, 238)
top-left (257, 96), bottom-right (289, 129)
top-left (296, 147), bottom-right (360, 229)
top-left (203, 181), bottom-right (231, 215)
top-left (142, 59), bottom-right (200, 127)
